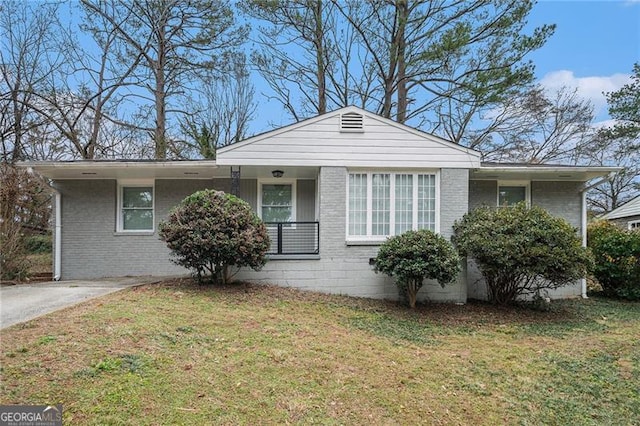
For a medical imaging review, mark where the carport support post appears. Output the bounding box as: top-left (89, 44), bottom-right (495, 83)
top-left (231, 166), bottom-right (240, 196)
top-left (578, 172), bottom-right (617, 299)
top-left (580, 190), bottom-right (587, 298)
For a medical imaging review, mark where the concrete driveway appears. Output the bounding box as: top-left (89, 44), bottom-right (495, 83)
top-left (0, 277), bottom-right (162, 329)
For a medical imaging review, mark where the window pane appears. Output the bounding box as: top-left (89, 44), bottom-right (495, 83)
top-left (499, 186), bottom-right (526, 207)
top-left (123, 209), bottom-right (153, 230)
top-left (372, 174), bottom-right (390, 236)
top-left (418, 174), bottom-right (435, 231)
top-left (262, 206), bottom-right (292, 223)
top-left (262, 184), bottom-right (292, 222)
top-left (348, 173), bottom-right (367, 236)
top-left (262, 184), bottom-right (292, 206)
top-left (395, 174), bottom-right (413, 234)
top-left (123, 187), bottom-right (152, 208)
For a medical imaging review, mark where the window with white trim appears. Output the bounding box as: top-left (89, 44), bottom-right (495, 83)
top-left (629, 220), bottom-right (640, 231)
top-left (117, 182), bottom-right (154, 232)
top-left (258, 180), bottom-right (296, 223)
top-left (498, 181), bottom-right (530, 207)
top-left (347, 172), bottom-right (437, 240)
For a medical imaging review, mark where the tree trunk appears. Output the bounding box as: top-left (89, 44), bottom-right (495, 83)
top-left (11, 88), bottom-right (23, 162)
top-left (407, 280), bottom-right (418, 308)
top-left (155, 76), bottom-right (166, 159)
top-left (154, 15), bottom-right (167, 159)
top-left (87, 105), bottom-right (101, 159)
top-left (313, 0), bottom-right (326, 115)
top-left (395, 0), bottom-right (409, 123)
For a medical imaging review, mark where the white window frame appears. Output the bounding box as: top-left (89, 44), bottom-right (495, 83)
top-left (628, 220), bottom-right (640, 231)
top-left (257, 178), bottom-right (297, 223)
top-left (497, 180), bottom-right (530, 207)
top-left (116, 180), bottom-right (155, 233)
top-left (346, 171), bottom-right (440, 242)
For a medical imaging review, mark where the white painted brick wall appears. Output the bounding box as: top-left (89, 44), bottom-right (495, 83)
top-left (59, 169), bottom-right (473, 304)
top-left (57, 179), bottom-right (219, 279)
top-left (238, 167), bottom-right (469, 303)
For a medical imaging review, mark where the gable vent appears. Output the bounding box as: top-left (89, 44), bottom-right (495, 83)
top-left (340, 112), bottom-right (364, 132)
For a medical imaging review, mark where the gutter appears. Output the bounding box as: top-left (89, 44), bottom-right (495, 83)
top-left (27, 167), bottom-right (61, 281)
top-left (53, 189), bottom-right (61, 281)
top-left (578, 172), bottom-right (618, 298)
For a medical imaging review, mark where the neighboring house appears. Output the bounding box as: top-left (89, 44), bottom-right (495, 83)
top-left (22, 106), bottom-right (619, 302)
top-left (600, 195), bottom-right (640, 230)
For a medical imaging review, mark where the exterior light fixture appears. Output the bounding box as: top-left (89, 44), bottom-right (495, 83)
top-left (272, 170), bottom-right (284, 178)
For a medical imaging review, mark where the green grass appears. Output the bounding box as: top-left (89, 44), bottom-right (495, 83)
top-left (1, 279), bottom-right (638, 425)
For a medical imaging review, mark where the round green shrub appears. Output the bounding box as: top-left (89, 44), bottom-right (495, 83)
top-left (158, 190), bottom-right (270, 284)
top-left (452, 203), bottom-right (592, 305)
top-left (588, 221), bottom-right (640, 300)
top-left (374, 229), bottom-right (460, 308)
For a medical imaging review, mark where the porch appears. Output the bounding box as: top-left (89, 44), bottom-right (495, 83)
top-left (230, 166), bottom-right (321, 257)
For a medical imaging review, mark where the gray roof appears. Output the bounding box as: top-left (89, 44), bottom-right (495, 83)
top-left (601, 195), bottom-right (640, 220)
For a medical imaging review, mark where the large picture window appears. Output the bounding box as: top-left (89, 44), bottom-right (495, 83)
top-left (118, 183), bottom-right (154, 232)
top-left (259, 181), bottom-right (296, 223)
top-left (347, 172), bottom-right (438, 240)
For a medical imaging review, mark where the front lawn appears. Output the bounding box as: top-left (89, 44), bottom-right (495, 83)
top-left (1, 279), bottom-right (638, 425)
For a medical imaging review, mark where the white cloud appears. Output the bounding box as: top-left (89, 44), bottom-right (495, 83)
top-left (538, 70), bottom-right (631, 117)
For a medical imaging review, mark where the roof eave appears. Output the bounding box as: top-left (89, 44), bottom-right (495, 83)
top-left (471, 165), bottom-right (621, 182)
top-left (18, 160), bottom-right (219, 180)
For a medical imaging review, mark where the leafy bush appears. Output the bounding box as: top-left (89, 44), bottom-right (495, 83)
top-left (25, 233), bottom-right (52, 253)
top-left (452, 203), bottom-right (592, 305)
top-left (374, 229), bottom-right (460, 308)
top-left (588, 221), bottom-right (640, 300)
top-left (158, 190), bottom-right (270, 284)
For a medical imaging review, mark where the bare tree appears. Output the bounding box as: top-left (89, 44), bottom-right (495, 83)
top-left (81, 0), bottom-right (248, 159)
top-left (479, 86), bottom-right (595, 163)
top-left (584, 134), bottom-right (639, 214)
top-left (242, 0), bottom-right (338, 121)
top-left (0, 1), bottom-right (64, 162)
top-left (338, 0), bottom-right (553, 133)
top-left (177, 54), bottom-right (256, 159)
top-left (0, 163), bottom-right (52, 280)
top-left (22, 1), bottom-right (150, 160)
top-left (249, 0), bottom-right (553, 147)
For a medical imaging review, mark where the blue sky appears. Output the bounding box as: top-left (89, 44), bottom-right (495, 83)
top-left (512, 0), bottom-right (639, 122)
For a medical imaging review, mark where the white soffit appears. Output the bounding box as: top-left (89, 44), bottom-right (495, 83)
top-left (19, 160), bottom-right (222, 180)
top-left (471, 165), bottom-right (621, 182)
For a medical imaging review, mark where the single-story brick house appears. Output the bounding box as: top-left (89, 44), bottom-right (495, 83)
top-left (600, 195), bottom-right (640, 230)
top-left (22, 106), bottom-right (619, 302)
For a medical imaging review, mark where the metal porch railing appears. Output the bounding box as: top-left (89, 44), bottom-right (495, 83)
top-left (265, 221), bottom-right (320, 255)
